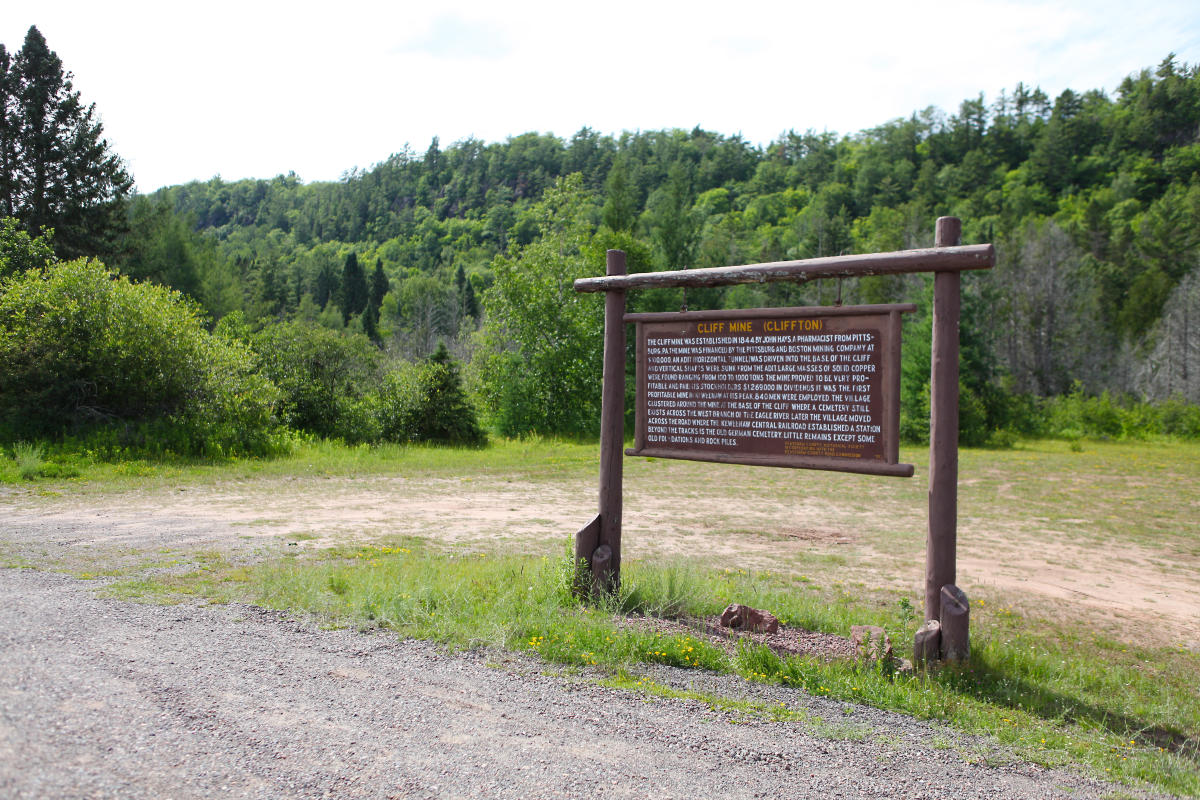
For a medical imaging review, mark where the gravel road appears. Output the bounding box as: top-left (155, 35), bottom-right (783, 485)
top-left (0, 567), bottom-right (1161, 800)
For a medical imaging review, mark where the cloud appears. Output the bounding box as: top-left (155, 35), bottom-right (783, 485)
top-left (393, 14), bottom-right (511, 60)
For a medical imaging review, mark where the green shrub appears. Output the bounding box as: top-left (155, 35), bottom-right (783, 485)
top-left (1158, 394), bottom-right (1200, 437)
top-left (0, 259), bottom-right (281, 455)
top-left (251, 321), bottom-right (382, 443)
top-left (1043, 385), bottom-right (1200, 441)
top-left (375, 365), bottom-right (422, 442)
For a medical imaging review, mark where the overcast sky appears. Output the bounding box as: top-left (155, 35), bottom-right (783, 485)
top-left (4, 0), bottom-right (1199, 193)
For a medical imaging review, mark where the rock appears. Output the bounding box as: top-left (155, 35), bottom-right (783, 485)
top-left (850, 625), bottom-right (893, 663)
top-left (719, 604), bottom-right (780, 634)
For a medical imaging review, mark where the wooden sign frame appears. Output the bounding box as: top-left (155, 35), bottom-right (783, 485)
top-left (625, 304), bottom-right (915, 477)
top-left (572, 217), bottom-right (994, 660)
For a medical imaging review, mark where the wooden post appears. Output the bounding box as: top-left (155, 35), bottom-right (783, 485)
top-left (595, 250), bottom-right (627, 594)
top-left (939, 584), bottom-right (970, 661)
top-left (913, 619), bottom-right (941, 667)
top-left (925, 216), bottom-right (961, 623)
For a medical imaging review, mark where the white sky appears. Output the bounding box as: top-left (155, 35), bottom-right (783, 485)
top-left (4, 0), bottom-right (1200, 193)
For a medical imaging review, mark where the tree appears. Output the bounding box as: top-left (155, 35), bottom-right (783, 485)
top-left (362, 299), bottom-right (381, 344)
top-left (463, 278), bottom-right (479, 320)
top-left (0, 215), bottom-right (54, 280)
top-left (645, 160), bottom-right (700, 269)
top-left (116, 197), bottom-right (203, 298)
top-left (995, 221), bottom-right (1105, 396)
top-left (251, 320), bottom-right (381, 442)
top-left (313, 261), bottom-right (337, 309)
top-left (369, 258), bottom-right (389, 310)
top-left (473, 174), bottom-right (604, 435)
top-left (406, 342), bottom-right (486, 445)
top-left (0, 27), bottom-right (132, 259)
top-left (391, 273), bottom-right (457, 358)
top-left (363, 258), bottom-right (388, 345)
top-left (1136, 268), bottom-right (1200, 403)
top-left (340, 251), bottom-right (367, 324)
top-left (601, 152), bottom-right (639, 232)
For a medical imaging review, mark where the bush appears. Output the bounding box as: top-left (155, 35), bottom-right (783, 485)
top-left (1158, 394), bottom-right (1200, 437)
top-left (251, 320), bottom-right (383, 443)
top-left (0, 259), bottom-right (281, 455)
top-left (1042, 385), bottom-right (1200, 440)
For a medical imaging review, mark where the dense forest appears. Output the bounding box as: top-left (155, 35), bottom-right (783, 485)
top-left (2, 23), bottom-right (1198, 453)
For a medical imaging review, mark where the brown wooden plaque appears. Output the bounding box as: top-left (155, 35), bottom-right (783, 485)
top-left (626, 305), bottom-right (915, 477)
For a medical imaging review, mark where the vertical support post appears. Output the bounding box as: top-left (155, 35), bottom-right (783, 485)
top-left (885, 310), bottom-right (902, 465)
top-left (925, 217), bottom-right (961, 623)
top-left (596, 249), bottom-right (627, 594)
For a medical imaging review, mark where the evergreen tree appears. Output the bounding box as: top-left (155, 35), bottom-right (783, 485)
top-left (454, 262), bottom-right (479, 319)
top-left (340, 251), bottom-right (367, 325)
top-left (409, 341), bottom-right (486, 446)
top-left (314, 261), bottom-right (337, 309)
top-left (0, 27), bottom-right (132, 259)
top-left (646, 161), bottom-right (700, 269)
top-left (463, 279), bottom-right (479, 320)
top-left (601, 153), bottom-right (639, 232)
top-left (362, 300), bottom-right (380, 344)
top-left (369, 257), bottom-right (389, 309)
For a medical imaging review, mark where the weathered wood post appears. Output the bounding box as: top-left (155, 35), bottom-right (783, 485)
top-left (575, 250), bottom-right (626, 597)
top-left (924, 216), bottom-right (964, 657)
top-left (940, 584), bottom-right (970, 661)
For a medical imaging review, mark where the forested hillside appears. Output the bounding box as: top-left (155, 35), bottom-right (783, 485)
top-left (131, 58), bottom-right (1199, 416)
top-left (3, 22), bottom-right (1198, 451)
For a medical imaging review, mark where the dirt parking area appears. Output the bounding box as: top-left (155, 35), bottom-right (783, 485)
top-left (3, 456), bottom-right (1197, 650)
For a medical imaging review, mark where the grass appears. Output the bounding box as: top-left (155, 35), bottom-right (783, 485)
top-left (1, 440), bottom-right (80, 481)
top-left (0, 436), bottom-right (599, 488)
top-left (100, 536), bottom-right (1200, 797)
top-left (13, 441), bottom-right (44, 479)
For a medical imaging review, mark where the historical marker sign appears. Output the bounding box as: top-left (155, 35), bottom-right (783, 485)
top-left (625, 304), bottom-right (914, 477)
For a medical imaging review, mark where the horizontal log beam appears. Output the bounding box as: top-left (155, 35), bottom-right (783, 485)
top-left (625, 447), bottom-right (915, 478)
top-left (575, 244), bottom-right (994, 293)
top-left (624, 303), bottom-right (916, 323)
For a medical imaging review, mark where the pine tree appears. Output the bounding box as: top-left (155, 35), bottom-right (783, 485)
top-left (408, 342), bottom-right (486, 445)
top-left (455, 262), bottom-right (478, 319)
top-left (314, 261), bottom-right (337, 309)
top-left (362, 300), bottom-right (381, 344)
top-left (0, 27), bottom-right (132, 259)
top-left (369, 258), bottom-right (389, 310)
top-left (463, 279), bottom-right (479, 320)
top-left (340, 251), bottom-right (367, 325)
top-left (601, 153), bottom-right (638, 232)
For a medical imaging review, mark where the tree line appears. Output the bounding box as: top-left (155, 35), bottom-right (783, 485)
top-left (2, 24), bottom-right (1198, 452)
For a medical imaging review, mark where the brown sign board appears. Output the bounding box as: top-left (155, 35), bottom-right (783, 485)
top-left (625, 304), bottom-right (915, 477)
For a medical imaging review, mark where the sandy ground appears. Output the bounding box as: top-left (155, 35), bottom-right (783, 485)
top-left (2, 465), bottom-right (1197, 650)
